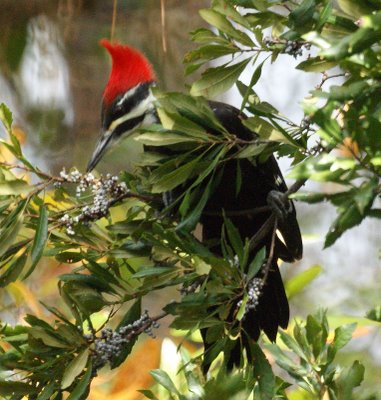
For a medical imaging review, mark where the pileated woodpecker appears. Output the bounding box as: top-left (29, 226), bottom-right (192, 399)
top-left (87, 39), bottom-right (303, 369)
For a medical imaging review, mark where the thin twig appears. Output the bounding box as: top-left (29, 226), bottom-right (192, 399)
top-left (248, 213), bottom-right (276, 252)
top-left (262, 217), bottom-right (278, 281)
top-left (124, 311), bottom-right (168, 341)
top-left (111, 0), bottom-right (118, 41)
top-left (315, 72), bottom-right (346, 90)
top-left (160, 0), bottom-right (167, 53)
top-left (0, 161), bottom-right (63, 182)
top-left (283, 178), bottom-right (308, 198)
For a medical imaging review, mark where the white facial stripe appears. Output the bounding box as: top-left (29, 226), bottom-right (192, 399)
top-left (142, 110), bottom-right (157, 127)
top-left (116, 85), bottom-right (139, 107)
top-left (108, 111), bottom-right (156, 144)
top-left (108, 90), bottom-right (156, 133)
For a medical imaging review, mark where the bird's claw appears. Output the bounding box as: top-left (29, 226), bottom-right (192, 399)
top-left (267, 190), bottom-right (292, 221)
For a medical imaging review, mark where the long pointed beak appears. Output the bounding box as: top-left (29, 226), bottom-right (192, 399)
top-left (86, 131), bottom-right (113, 172)
top-left (86, 125), bottom-right (140, 172)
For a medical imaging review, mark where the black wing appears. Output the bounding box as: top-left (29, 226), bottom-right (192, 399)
top-left (205, 100), bottom-right (302, 261)
top-left (199, 101), bottom-right (302, 370)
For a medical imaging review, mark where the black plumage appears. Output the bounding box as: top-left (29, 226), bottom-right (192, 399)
top-left (88, 59), bottom-right (303, 369)
top-left (194, 101), bottom-right (303, 369)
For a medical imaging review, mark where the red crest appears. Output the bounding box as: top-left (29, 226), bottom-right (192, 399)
top-left (100, 39), bottom-right (156, 104)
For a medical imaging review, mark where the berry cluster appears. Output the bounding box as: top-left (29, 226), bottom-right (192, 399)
top-left (237, 277), bottom-right (264, 318)
top-left (264, 37), bottom-right (311, 58)
top-left (283, 40), bottom-right (304, 58)
top-left (87, 310), bottom-right (159, 371)
top-left (57, 168), bottom-right (129, 235)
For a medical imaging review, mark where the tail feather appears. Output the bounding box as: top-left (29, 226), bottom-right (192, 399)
top-left (202, 260), bottom-right (289, 371)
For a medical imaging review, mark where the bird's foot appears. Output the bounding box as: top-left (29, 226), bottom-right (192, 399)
top-left (266, 190), bottom-right (293, 221)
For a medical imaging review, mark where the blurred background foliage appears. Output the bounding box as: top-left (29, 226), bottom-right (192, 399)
top-left (0, 0), bottom-right (380, 399)
top-left (0, 0), bottom-right (208, 173)
top-left (1, 3), bottom-right (210, 398)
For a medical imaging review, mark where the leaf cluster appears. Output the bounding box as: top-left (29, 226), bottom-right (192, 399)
top-left (0, 0), bottom-right (380, 398)
top-left (185, 0), bottom-right (381, 247)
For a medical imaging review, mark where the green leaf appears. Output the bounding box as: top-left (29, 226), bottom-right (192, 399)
top-left (212, 0), bottom-right (252, 30)
top-left (150, 369), bottom-right (181, 396)
top-left (154, 90), bottom-right (228, 133)
top-left (190, 58), bottom-right (250, 98)
top-left (247, 247), bottom-right (266, 281)
top-left (151, 157), bottom-right (200, 193)
top-left (223, 215), bottom-right (243, 265)
top-left (190, 27), bottom-right (230, 45)
top-left (177, 172), bottom-right (218, 232)
top-left (290, 192), bottom-right (326, 203)
top-left (324, 203), bottom-right (363, 248)
top-left (184, 44), bottom-right (238, 65)
top-left (59, 273), bottom-right (114, 292)
top-left (354, 179), bottom-right (377, 215)
top-left (135, 132), bottom-right (198, 146)
top-left (55, 251), bottom-right (83, 263)
top-left (338, 0), bottom-right (374, 19)
top-left (199, 9), bottom-right (253, 46)
top-left (156, 108), bottom-right (209, 139)
top-left (0, 179), bottom-right (30, 195)
top-left (29, 326), bottom-right (71, 348)
top-left (366, 306), bottom-right (381, 322)
top-left (61, 348), bottom-right (90, 389)
top-left (240, 58), bottom-right (265, 110)
top-left (86, 261), bottom-right (122, 288)
top-left (251, 343), bottom-right (276, 400)
top-left (0, 380), bottom-right (36, 396)
top-left (0, 103), bottom-right (13, 132)
top-left (242, 116), bottom-right (289, 144)
top-left (25, 204), bottom-right (49, 279)
top-left (296, 57), bottom-right (337, 72)
top-left (62, 282), bottom-right (105, 315)
top-left (336, 360), bottom-right (365, 400)
top-left (133, 266), bottom-right (176, 278)
top-left (2, 333), bottom-right (28, 342)
top-left (289, 0), bottom-right (316, 30)
top-left (246, 10), bottom-right (287, 29)
top-left (316, 1), bottom-right (333, 30)
top-left (236, 294), bottom-right (248, 321)
top-left (288, 155), bottom-right (350, 182)
top-left (138, 389), bottom-right (160, 400)
top-left (370, 156), bottom-right (381, 167)
top-left (0, 250), bottom-right (27, 287)
top-left (312, 81), bottom-right (369, 101)
top-left (37, 381), bottom-right (56, 400)
top-left (0, 200), bottom-right (26, 259)
top-left (206, 257), bottom-right (237, 281)
top-left (236, 143), bottom-right (269, 159)
top-left (279, 330), bottom-right (309, 362)
top-left (266, 343), bottom-right (305, 376)
top-left (305, 312), bottom-right (328, 358)
top-left (56, 324), bottom-right (86, 346)
top-left (25, 314), bottom-right (58, 331)
top-left (111, 240), bottom-right (151, 258)
top-left (321, 27), bottom-right (381, 60)
top-left (66, 361), bottom-right (92, 400)
top-left (327, 323), bottom-right (356, 363)
top-left (112, 299), bottom-right (142, 368)
top-left (285, 265), bottom-right (322, 299)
